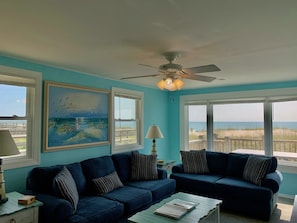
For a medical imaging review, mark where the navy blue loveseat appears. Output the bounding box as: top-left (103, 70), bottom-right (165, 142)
top-left (170, 151), bottom-right (282, 220)
top-left (26, 152), bottom-right (176, 223)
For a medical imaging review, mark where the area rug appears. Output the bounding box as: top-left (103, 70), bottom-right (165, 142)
top-left (203, 203), bottom-right (292, 223)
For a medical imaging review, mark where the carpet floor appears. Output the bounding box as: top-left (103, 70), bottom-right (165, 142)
top-left (202, 202), bottom-right (293, 223)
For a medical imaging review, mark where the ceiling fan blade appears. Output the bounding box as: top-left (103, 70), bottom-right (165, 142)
top-left (184, 64), bottom-right (220, 73)
top-left (121, 74), bottom-right (160, 80)
top-left (180, 73), bottom-right (216, 82)
top-left (138, 64), bottom-right (158, 69)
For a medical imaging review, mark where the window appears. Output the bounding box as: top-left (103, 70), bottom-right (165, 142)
top-left (180, 88), bottom-right (297, 167)
top-left (112, 87), bottom-right (144, 153)
top-left (188, 105), bottom-right (207, 150)
top-left (213, 103), bottom-right (264, 153)
top-left (0, 65), bottom-right (41, 169)
top-left (272, 100), bottom-right (297, 163)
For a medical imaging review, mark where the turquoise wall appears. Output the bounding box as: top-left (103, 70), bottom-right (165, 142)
top-left (0, 56), bottom-right (169, 193)
top-left (1, 55), bottom-right (297, 197)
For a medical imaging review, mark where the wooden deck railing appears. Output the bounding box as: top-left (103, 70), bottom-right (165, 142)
top-left (189, 137), bottom-right (297, 161)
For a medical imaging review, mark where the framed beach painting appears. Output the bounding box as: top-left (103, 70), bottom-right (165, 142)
top-left (43, 81), bottom-right (110, 151)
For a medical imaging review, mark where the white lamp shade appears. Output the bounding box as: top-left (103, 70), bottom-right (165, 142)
top-left (0, 129), bottom-right (20, 156)
top-left (145, 125), bottom-right (164, 139)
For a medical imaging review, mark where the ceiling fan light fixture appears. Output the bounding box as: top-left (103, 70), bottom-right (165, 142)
top-left (174, 79), bottom-right (184, 90)
top-left (157, 79), bottom-right (165, 90)
top-left (157, 78), bottom-right (184, 91)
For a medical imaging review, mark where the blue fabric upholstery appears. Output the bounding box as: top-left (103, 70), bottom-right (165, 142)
top-left (171, 172), bottom-right (223, 197)
top-left (81, 156), bottom-right (116, 179)
top-left (103, 186), bottom-right (152, 216)
top-left (126, 179), bottom-right (176, 203)
top-left (206, 151), bottom-right (229, 174)
top-left (66, 162), bottom-right (87, 194)
top-left (170, 152), bottom-right (282, 220)
top-left (27, 165), bottom-right (62, 195)
top-left (27, 152), bottom-right (175, 223)
top-left (226, 153), bottom-right (249, 177)
top-left (68, 196), bottom-right (124, 223)
top-left (112, 152), bottom-right (133, 182)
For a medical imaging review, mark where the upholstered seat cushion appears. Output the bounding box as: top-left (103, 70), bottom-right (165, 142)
top-left (68, 196), bottom-right (124, 223)
top-left (126, 178), bottom-right (176, 203)
top-left (102, 186), bottom-right (152, 216)
top-left (170, 172), bottom-right (223, 197)
top-left (215, 177), bottom-right (272, 202)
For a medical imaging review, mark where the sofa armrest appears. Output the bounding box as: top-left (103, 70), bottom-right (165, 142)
top-left (157, 168), bottom-right (167, 179)
top-left (172, 164), bottom-right (184, 173)
top-left (261, 170), bottom-right (283, 193)
top-left (35, 193), bottom-right (73, 223)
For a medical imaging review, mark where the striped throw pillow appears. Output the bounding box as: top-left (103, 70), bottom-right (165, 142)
top-left (130, 153), bottom-right (158, 180)
top-left (180, 150), bottom-right (210, 174)
top-left (243, 156), bottom-right (272, 186)
top-left (54, 166), bottom-right (79, 213)
top-left (92, 171), bottom-right (123, 195)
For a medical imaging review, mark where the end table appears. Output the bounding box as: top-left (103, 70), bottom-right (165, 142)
top-left (0, 191), bottom-right (42, 223)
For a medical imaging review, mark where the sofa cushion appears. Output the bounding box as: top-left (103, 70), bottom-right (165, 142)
top-left (215, 177), bottom-right (272, 202)
top-left (92, 171), bottom-right (124, 195)
top-left (27, 166), bottom-right (62, 194)
top-left (226, 153), bottom-right (249, 177)
top-left (180, 150), bottom-right (209, 174)
top-left (112, 152), bottom-right (133, 182)
top-left (65, 162), bottom-right (87, 194)
top-left (103, 186), bottom-right (152, 216)
top-left (68, 196), bottom-right (124, 223)
top-left (53, 166), bottom-right (79, 213)
top-left (131, 152), bottom-right (158, 180)
top-left (243, 156), bottom-right (272, 186)
top-left (81, 156), bottom-right (116, 180)
top-left (170, 172), bottom-right (223, 197)
top-left (206, 151), bottom-right (228, 175)
top-left (126, 178), bottom-right (176, 203)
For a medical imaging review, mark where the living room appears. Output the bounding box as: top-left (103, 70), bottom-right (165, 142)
top-left (1, 1), bottom-right (297, 222)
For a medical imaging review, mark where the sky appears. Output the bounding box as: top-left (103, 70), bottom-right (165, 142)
top-left (189, 101), bottom-right (297, 122)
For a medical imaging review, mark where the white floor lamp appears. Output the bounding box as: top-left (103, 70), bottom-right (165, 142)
top-left (0, 129), bottom-right (20, 204)
top-left (145, 125), bottom-right (164, 156)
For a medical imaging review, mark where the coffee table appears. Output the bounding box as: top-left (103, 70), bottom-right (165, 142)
top-left (128, 192), bottom-right (222, 223)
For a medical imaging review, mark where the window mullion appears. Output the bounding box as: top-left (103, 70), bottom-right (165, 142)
top-left (207, 104), bottom-right (214, 151)
top-left (264, 101), bottom-right (273, 156)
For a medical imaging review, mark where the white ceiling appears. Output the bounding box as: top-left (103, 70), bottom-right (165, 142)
top-left (1, 0), bottom-right (297, 90)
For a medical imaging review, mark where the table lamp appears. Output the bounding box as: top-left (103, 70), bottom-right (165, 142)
top-left (145, 125), bottom-right (164, 156)
top-left (0, 129), bottom-right (20, 204)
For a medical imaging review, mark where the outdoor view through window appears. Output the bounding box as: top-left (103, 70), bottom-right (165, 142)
top-left (0, 85), bottom-right (27, 155)
top-left (188, 101), bottom-right (297, 163)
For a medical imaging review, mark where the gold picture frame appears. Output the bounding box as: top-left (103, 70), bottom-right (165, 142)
top-left (43, 81), bottom-right (110, 152)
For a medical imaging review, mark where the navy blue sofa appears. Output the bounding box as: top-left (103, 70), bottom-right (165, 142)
top-left (26, 152), bottom-right (176, 223)
top-left (170, 151), bottom-right (282, 220)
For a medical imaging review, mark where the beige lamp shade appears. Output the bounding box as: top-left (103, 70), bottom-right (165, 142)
top-left (0, 129), bottom-right (20, 157)
top-left (145, 125), bottom-right (164, 139)
top-left (145, 125), bottom-right (164, 156)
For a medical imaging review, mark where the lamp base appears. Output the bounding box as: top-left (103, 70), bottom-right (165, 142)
top-left (0, 197), bottom-right (8, 204)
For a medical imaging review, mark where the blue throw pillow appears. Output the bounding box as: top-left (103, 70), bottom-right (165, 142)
top-left (243, 156), bottom-right (272, 186)
top-left (53, 166), bottom-right (79, 213)
top-left (92, 171), bottom-right (124, 195)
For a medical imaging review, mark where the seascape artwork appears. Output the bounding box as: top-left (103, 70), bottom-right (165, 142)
top-left (44, 82), bottom-right (110, 151)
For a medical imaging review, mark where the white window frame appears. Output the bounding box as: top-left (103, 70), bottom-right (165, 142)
top-left (180, 87), bottom-right (297, 173)
top-left (111, 87), bottom-right (144, 154)
top-left (0, 65), bottom-right (41, 169)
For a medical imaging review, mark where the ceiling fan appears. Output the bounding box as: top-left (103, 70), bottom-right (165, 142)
top-left (121, 51), bottom-right (221, 91)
